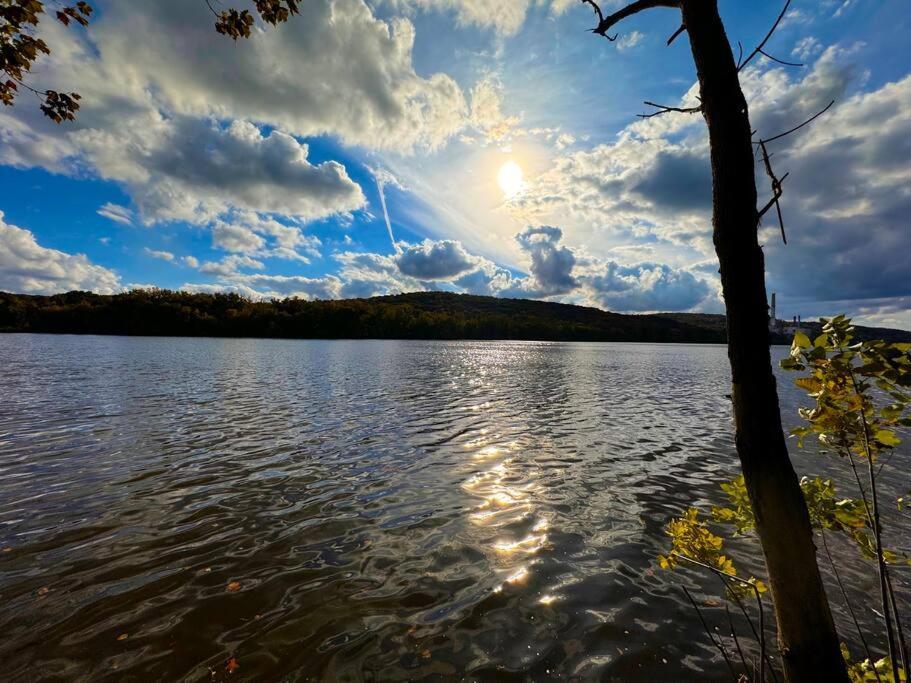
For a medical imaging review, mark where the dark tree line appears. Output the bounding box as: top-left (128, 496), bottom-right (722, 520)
top-left (0, 289), bottom-right (733, 342)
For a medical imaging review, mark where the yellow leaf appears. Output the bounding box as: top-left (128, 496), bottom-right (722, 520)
top-left (793, 331), bottom-right (812, 349)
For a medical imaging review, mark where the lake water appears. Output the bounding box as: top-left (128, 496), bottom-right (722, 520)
top-left (0, 335), bottom-right (908, 681)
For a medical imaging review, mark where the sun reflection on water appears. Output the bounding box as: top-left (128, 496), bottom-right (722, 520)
top-left (458, 436), bottom-right (556, 598)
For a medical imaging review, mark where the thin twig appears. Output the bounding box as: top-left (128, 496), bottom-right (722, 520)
top-left (886, 572), bottom-right (910, 680)
top-left (754, 99), bottom-right (835, 145)
top-left (753, 99), bottom-right (835, 243)
top-left (682, 585), bottom-right (739, 679)
top-left (637, 100), bottom-right (702, 119)
top-left (757, 140), bottom-right (788, 243)
top-left (726, 604), bottom-right (751, 677)
top-left (671, 553), bottom-right (777, 683)
top-left (579, 0), bottom-right (604, 25)
top-left (820, 528), bottom-right (881, 682)
top-left (757, 48), bottom-right (803, 67)
top-left (738, 0), bottom-right (792, 72)
top-left (592, 0), bottom-right (679, 40)
top-left (667, 23), bottom-right (686, 45)
top-left (850, 369), bottom-right (901, 682)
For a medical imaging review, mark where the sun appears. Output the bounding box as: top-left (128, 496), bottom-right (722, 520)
top-left (497, 160), bottom-right (524, 198)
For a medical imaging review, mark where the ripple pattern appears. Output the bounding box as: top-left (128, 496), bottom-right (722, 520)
top-left (0, 335), bottom-right (907, 681)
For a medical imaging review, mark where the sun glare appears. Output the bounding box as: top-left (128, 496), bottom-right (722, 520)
top-left (497, 160), bottom-right (524, 198)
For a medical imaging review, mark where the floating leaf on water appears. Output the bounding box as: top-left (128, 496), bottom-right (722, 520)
top-left (226, 656), bottom-right (240, 674)
top-left (227, 581), bottom-right (242, 592)
top-left (117, 633), bottom-right (128, 641)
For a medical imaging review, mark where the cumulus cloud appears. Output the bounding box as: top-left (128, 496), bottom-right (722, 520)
top-left (78, 117), bottom-right (367, 225)
top-left (0, 0), bottom-right (489, 234)
top-left (181, 226), bottom-right (712, 312)
top-left (0, 212), bottom-right (121, 294)
top-left (583, 261), bottom-right (711, 311)
top-left (143, 248), bottom-right (175, 262)
top-left (507, 45), bottom-right (911, 320)
top-left (198, 255), bottom-right (266, 278)
top-left (394, 0), bottom-right (532, 35)
top-left (212, 222), bottom-right (266, 254)
top-left (396, 239), bottom-right (481, 279)
top-left (469, 76), bottom-right (520, 142)
top-left (183, 275), bottom-right (343, 301)
top-left (7, 0), bottom-right (472, 154)
top-left (513, 226), bottom-right (577, 296)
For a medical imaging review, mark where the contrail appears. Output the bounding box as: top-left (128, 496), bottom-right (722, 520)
top-left (375, 174), bottom-right (401, 255)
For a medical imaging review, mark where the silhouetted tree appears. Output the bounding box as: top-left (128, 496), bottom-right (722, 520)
top-left (583, 1), bottom-right (846, 679)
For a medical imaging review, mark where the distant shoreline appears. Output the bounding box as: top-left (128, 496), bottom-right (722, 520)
top-left (3, 290), bottom-right (909, 345)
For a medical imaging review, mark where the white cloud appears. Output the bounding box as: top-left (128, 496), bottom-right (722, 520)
top-left (97, 202), bottom-right (133, 225)
top-left (0, 212), bottom-right (121, 294)
top-left (582, 260), bottom-right (711, 311)
top-left (616, 31), bottom-right (645, 51)
top-left (511, 226), bottom-right (577, 296)
top-left (85, 0), bottom-right (470, 151)
top-left (0, 0), bottom-right (482, 232)
top-left (79, 118), bottom-right (367, 225)
top-left (183, 276), bottom-right (343, 301)
top-left (390, 0), bottom-right (533, 35)
top-left (183, 255), bottom-right (199, 268)
top-left (792, 36), bottom-right (823, 61)
top-left (198, 255), bottom-right (266, 278)
top-left (396, 239), bottom-right (483, 279)
top-left (212, 222), bottom-right (266, 254)
top-left (143, 247), bottom-right (175, 262)
top-left (502, 44), bottom-right (911, 318)
top-left (179, 226), bottom-right (715, 312)
top-left (469, 76), bottom-right (520, 142)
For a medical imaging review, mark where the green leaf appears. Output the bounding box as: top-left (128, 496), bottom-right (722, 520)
top-left (793, 331), bottom-right (812, 349)
top-left (874, 429), bottom-right (901, 447)
top-left (881, 404), bottom-right (904, 420)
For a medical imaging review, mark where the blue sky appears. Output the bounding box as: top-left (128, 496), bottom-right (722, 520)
top-left (1, 0), bottom-right (910, 327)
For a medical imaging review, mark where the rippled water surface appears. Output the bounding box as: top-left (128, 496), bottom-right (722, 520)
top-left (1, 335), bottom-right (908, 682)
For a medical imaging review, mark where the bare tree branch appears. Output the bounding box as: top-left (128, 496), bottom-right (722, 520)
top-left (579, 0), bottom-right (604, 26)
top-left (681, 586), bottom-right (739, 680)
top-left (756, 99), bottom-right (835, 144)
top-left (757, 140), bottom-right (789, 243)
top-left (738, 0), bottom-right (792, 71)
top-left (593, 0), bottom-right (679, 40)
top-left (753, 100), bottom-right (834, 243)
top-left (637, 100), bottom-right (702, 118)
top-left (666, 23), bottom-right (686, 45)
top-left (758, 48), bottom-right (803, 68)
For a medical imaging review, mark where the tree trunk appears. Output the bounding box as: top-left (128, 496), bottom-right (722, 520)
top-left (680, 1), bottom-right (848, 680)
